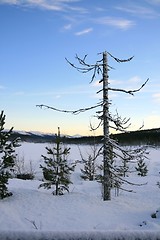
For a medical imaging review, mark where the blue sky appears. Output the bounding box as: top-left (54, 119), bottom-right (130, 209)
top-left (0, 0), bottom-right (160, 136)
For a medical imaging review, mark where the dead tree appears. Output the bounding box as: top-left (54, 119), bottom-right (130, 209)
top-left (37, 51), bottom-right (148, 201)
top-left (102, 52), bottom-right (111, 200)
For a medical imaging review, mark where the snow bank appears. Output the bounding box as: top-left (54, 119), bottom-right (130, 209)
top-left (0, 230), bottom-right (160, 240)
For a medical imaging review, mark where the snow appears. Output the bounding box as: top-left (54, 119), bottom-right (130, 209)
top-left (0, 230), bottom-right (160, 240)
top-left (0, 143), bottom-right (160, 239)
top-left (13, 130), bottom-right (53, 136)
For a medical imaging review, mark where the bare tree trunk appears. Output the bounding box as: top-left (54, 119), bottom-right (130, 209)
top-left (55, 127), bottom-right (60, 195)
top-left (103, 51), bottom-right (111, 201)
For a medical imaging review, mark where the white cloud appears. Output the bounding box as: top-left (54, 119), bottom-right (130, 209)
top-left (0, 0), bottom-right (18, 4)
top-left (128, 76), bottom-right (142, 83)
top-left (0, 0), bottom-right (83, 12)
top-left (119, 76), bottom-right (147, 91)
top-left (147, 0), bottom-right (160, 5)
top-left (63, 23), bottom-right (72, 30)
top-left (66, 5), bottom-right (88, 14)
top-left (26, 0), bottom-right (62, 11)
top-left (95, 17), bottom-right (135, 30)
top-left (116, 4), bottom-right (160, 18)
top-left (75, 27), bottom-right (93, 36)
top-left (94, 7), bottom-right (105, 12)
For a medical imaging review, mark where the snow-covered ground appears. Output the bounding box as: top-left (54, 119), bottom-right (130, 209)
top-left (0, 142), bottom-right (160, 238)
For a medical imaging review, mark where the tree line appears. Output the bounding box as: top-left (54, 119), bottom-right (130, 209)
top-left (8, 128), bottom-right (160, 146)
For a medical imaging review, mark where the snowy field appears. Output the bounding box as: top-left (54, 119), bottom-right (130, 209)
top-left (0, 142), bottom-right (160, 239)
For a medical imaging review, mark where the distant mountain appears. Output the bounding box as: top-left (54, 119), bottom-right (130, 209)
top-left (8, 130), bottom-right (83, 143)
top-left (8, 130), bottom-right (56, 143)
top-left (8, 128), bottom-right (160, 146)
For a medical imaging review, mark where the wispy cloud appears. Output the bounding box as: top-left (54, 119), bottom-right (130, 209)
top-left (119, 76), bottom-right (147, 91)
top-left (94, 7), bottom-right (106, 12)
top-left (128, 76), bottom-right (142, 83)
top-left (146, 0), bottom-right (160, 5)
top-left (95, 17), bottom-right (135, 30)
top-left (75, 27), bottom-right (93, 36)
top-left (0, 0), bottom-right (85, 12)
top-left (25, 0), bottom-right (64, 11)
top-left (116, 4), bottom-right (160, 18)
top-left (63, 23), bottom-right (72, 30)
top-left (11, 84), bottom-right (94, 98)
top-left (65, 5), bottom-right (88, 14)
top-left (0, 0), bottom-right (18, 4)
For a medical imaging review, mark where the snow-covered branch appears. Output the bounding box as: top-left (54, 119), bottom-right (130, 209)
top-left (108, 78), bottom-right (149, 96)
top-left (36, 103), bottom-right (102, 115)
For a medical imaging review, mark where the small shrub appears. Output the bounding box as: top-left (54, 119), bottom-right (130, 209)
top-left (14, 156), bottom-right (35, 180)
top-left (135, 158), bottom-right (148, 177)
top-left (16, 173), bottom-right (34, 180)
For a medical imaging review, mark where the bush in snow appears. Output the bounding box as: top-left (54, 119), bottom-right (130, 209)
top-left (0, 110), bottom-right (21, 199)
top-left (14, 156), bottom-right (35, 180)
top-left (39, 127), bottom-right (75, 195)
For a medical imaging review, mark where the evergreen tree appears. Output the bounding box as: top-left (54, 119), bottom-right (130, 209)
top-left (0, 110), bottom-right (20, 199)
top-left (81, 154), bottom-right (97, 181)
top-left (115, 156), bottom-right (130, 178)
top-left (39, 127), bottom-right (75, 195)
top-left (135, 158), bottom-right (148, 177)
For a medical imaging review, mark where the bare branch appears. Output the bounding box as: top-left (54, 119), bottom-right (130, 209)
top-left (89, 119), bottom-right (103, 131)
top-left (108, 78), bottom-right (149, 96)
top-left (108, 110), bottom-right (131, 132)
top-left (65, 57), bottom-right (95, 74)
top-left (97, 89), bottom-right (103, 94)
top-left (36, 103), bottom-right (102, 115)
top-left (110, 169), bottom-right (147, 187)
top-left (66, 54), bottom-right (113, 83)
top-left (138, 121), bottom-right (144, 130)
top-left (108, 138), bottom-right (148, 162)
top-left (107, 52), bottom-right (134, 63)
